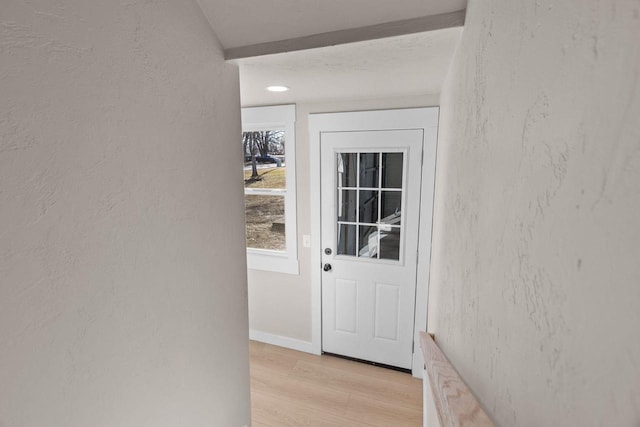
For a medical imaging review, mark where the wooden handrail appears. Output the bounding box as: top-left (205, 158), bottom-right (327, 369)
top-left (420, 332), bottom-right (494, 427)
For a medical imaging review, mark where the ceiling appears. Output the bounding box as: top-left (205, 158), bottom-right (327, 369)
top-left (235, 27), bottom-right (462, 106)
top-left (196, 0), bottom-right (466, 49)
top-left (196, 0), bottom-right (465, 106)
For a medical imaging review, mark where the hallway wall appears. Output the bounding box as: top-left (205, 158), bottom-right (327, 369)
top-left (430, 0), bottom-right (640, 425)
top-left (0, 1), bottom-right (250, 426)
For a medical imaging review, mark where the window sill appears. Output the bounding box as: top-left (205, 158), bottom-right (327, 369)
top-left (247, 249), bottom-right (299, 275)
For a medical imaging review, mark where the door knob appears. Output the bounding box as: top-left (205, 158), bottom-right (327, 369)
top-left (323, 263), bottom-right (332, 272)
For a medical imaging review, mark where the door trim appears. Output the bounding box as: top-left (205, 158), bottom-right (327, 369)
top-left (308, 108), bottom-right (439, 378)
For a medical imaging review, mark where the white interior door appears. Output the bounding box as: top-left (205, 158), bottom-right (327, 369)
top-left (320, 129), bottom-right (423, 369)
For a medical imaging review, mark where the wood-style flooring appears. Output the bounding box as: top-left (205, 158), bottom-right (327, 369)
top-left (250, 340), bottom-right (423, 427)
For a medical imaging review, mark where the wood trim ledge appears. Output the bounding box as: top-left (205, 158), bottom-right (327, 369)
top-left (420, 332), bottom-right (494, 427)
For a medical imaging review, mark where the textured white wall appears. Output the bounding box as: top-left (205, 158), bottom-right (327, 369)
top-left (0, 1), bottom-right (250, 426)
top-left (247, 94), bottom-right (439, 343)
top-left (429, 0), bottom-right (640, 425)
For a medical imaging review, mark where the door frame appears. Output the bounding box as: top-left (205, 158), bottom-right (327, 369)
top-left (308, 108), bottom-right (439, 378)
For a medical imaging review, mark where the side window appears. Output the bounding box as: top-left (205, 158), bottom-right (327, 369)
top-left (241, 105), bottom-right (298, 274)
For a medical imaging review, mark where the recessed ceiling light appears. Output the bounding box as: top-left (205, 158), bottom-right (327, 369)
top-left (266, 85), bottom-right (290, 92)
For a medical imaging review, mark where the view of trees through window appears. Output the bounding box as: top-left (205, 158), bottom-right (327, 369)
top-left (243, 129), bottom-right (287, 251)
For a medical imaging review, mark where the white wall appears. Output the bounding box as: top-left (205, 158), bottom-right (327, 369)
top-left (247, 94), bottom-right (439, 344)
top-left (429, 0), bottom-right (640, 425)
top-left (0, 1), bottom-right (251, 426)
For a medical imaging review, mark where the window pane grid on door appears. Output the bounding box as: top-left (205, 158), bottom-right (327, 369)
top-left (355, 153), bottom-right (361, 258)
top-left (336, 221), bottom-right (402, 227)
top-left (337, 187), bottom-right (401, 191)
top-left (336, 151), bottom-right (404, 261)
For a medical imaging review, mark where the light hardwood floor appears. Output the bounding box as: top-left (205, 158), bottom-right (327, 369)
top-left (249, 340), bottom-right (423, 427)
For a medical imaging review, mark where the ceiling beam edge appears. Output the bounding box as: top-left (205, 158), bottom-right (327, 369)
top-left (224, 9), bottom-right (466, 60)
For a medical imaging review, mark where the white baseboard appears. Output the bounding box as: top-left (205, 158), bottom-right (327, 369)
top-left (249, 329), bottom-right (318, 355)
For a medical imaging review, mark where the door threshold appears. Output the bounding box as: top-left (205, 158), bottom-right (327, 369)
top-left (321, 351), bottom-right (412, 374)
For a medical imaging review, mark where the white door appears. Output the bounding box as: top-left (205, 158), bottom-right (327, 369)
top-left (320, 129), bottom-right (423, 369)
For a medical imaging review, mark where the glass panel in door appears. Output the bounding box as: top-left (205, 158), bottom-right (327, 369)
top-left (335, 151), bottom-right (404, 261)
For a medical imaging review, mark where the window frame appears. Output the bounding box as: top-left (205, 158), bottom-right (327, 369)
top-left (241, 104), bottom-right (298, 275)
